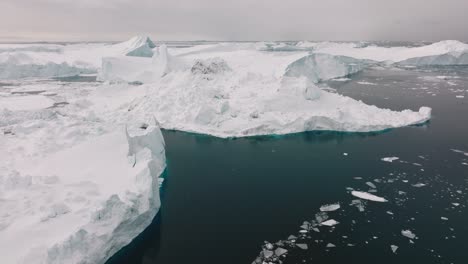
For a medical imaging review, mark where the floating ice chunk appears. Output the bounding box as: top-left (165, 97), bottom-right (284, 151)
top-left (391, 245), bottom-right (399, 253)
top-left (296, 243), bottom-right (308, 250)
top-left (412, 183), bottom-right (426, 188)
top-left (451, 149), bottom-right (468, 156)
top-left (351, 191), bottom-right (388, 202)
top-left (401, 230), bottom-right (417, 239)
top-left (326, 243), bottom-right (336, 248)
top-left (332, 77), bottom-right (351, 82)
top-left (343, 152), bottom-right (348, 156)
top-left (441, 217), bottom-right (449, 221)
top-left (321, 219), bottom-right (339, 226)
top-left (320, 203), bottom-right (341, 212)
top-left (357, 81), bottom-right (377, 86)
top-left (351, 199), bottom-right (366, 212)
top-left (382, 157), bottom-right (399, 162)
top-left (274, 247), bottom-right (288, 256)
top-left (366, 182), bottom-right (377, 189)
top-left (456, 95), bottom-right (465, 98)
top-left (263, 250), bottom-right (274, 258)
top-left (452, 203), bottom-right (460, 207)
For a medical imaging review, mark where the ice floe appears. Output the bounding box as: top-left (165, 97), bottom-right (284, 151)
top-left (351, 191), bottom-right (388, 202)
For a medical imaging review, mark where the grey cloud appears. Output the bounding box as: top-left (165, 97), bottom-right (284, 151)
top-left (0, 0), bottom-right (467, 42)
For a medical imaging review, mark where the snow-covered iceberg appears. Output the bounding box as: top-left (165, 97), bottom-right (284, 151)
top-left (398, 52), bottom-right (468, 66)
top-left (114, 35), bottom-right (156, 57)
top-left (0, 117), bottom-right (166, 263)
top-left (311, 40), bottom-right (468, 64)
top-left (96, 43), bottom-right (431, 138)
top-left (0, 35), bottom-right (157, 79)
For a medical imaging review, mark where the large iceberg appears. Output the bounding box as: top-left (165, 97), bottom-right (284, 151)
top-left (98, 43), bottom-right (431, 138)
top-left (0, 35), bottom-right (156, 79)
top-left (0, 110), bottom-right (166, 264)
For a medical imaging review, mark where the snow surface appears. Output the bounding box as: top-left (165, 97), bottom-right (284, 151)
top-left (0, 76), bottom-right (166, 264)
top-left (95, 40), bottom-right (432, 138)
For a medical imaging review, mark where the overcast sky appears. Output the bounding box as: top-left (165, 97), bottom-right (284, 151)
top-left (0, 0), bottom-right (467, 42)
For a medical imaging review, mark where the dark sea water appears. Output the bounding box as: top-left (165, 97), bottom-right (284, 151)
top-left (107, 66), bottom-right (468, 264)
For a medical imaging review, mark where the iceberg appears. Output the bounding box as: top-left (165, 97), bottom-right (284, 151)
top-left (0, 36), bottom-right (157, 80)
top-left (398, 52), bottom-right (468, 66)
top-left (0, 119), bottom-right (166, 264)
top-left (97, 43), bottom-right (431, 138)
top-left (112, 35), bottom-right (156, 58)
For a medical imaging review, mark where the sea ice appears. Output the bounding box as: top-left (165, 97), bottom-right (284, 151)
top-left (382, 157), bottom-right (400, 162)
top-left (320, 203), bottom-right (341, 212)
top-left (351, 191), bottom-right (388, 202)
top-left (401, 230), bottom-right (417, 239)
top-left (321, 219), bottom-right (339, 226)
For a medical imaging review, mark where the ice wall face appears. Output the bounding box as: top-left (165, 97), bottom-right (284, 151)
top-left (0, 36), bottom-right (157, 80)
top-left (398, 52), bottom-right (468, 66)
top-left (284, 53), bottom-right (370, 83)
top-left (114, 35), bottom-right (156, 58)
top-left (0, 116), bottom-right (166, 264)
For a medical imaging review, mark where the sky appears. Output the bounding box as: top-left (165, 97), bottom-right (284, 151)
top-left (0, 0), bottom-right (467, 42)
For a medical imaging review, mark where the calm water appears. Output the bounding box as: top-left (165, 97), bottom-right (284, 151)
top-left (107, 66), bottom-right (468, 264)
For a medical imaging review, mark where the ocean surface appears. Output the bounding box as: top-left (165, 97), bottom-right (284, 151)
top-left (106, 65), bottom-right (468, 264)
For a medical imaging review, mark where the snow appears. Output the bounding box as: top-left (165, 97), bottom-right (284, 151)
top-left (0, 95), bottom-right (54, 111)
top-left (0, 76), bottom-right (166, 263)
top-left (0, 121), bottom-right (165, 264)
top-left (351, 191), bottom-right (388, 202)
top-left (97, 43), bottom-right (431, 138)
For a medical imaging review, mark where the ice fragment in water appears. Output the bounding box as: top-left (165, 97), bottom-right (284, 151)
top-left (320, 203), bottom-right (340, 212)
top-left (381, 157), bottom-right (399, 162)
top-left (296, 243), bottom-right (308, 250)
top-left (326, 243), bottom-right (336, 248)
top-left (366, 182), bottom-right (377, 189)
top-left (275, 247), bottom-right (288, 256)
top-left (391, 245), bottom-right (399, 253)
top-left (412, 183), bottom-right (426, 188)
top-left (351, 191), bottom-right (388, 202)
top-left (321, 219), bottom-right (339, 226)
top-left (401, 230), bottom-right (417, 239)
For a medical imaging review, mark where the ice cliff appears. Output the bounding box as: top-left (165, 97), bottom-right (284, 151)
top-left (0, 118), bottom-right (166, 264)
